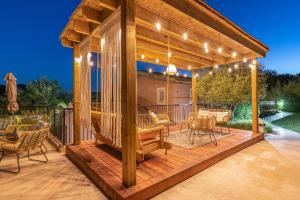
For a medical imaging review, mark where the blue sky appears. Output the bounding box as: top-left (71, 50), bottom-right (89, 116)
top-left (0, 0), bottom-right (299, 91)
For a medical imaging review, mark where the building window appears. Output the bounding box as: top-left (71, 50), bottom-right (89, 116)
top-left (157, 87), bottom-right (166, 105)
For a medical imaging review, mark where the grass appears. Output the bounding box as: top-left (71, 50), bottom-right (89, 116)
top-left (272, 113), bottom-right (300, 133)
top-left (228, 120), bottom-right (273, 133)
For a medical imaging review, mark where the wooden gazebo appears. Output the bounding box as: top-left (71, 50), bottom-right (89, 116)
top-left (60, 0), bottom-right (268, 199)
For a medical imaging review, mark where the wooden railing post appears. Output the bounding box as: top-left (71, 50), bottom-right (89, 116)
top-left (192, 70), bottom-right (197, 112)
top-left (121, 0), bottom-right (137, 187)
top-left (73, 45), bottom-right (81, 145)
top-left (251, 65), bottom-right (258, 134)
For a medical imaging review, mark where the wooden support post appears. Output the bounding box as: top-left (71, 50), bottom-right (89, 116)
top-left (73, 45), bottom-right (81, 145)
top-left (192, 70), bottom-right (197, 112)
top-left (121, 0), bottom-right (137, 187)
top-left (251, 65), bottom-right (258, 134)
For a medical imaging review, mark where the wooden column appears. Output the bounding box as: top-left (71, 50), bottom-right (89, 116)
top-left (73, 45), bottom-right (81, 145)
top-left (251, 65), bottom-right (258, 134)
top-left (192, 70), bottom-right (197, 112)
top-left (121, 0), bottom-right (137, 187)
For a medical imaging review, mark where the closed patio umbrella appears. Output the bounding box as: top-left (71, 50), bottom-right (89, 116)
top-left (4, 72), bottom-right (19, 114)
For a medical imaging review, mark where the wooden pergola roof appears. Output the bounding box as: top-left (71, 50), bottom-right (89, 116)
top-left (60, 0), bottom-right (269, 70)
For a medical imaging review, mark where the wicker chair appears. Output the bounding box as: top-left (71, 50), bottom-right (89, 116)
top-left (148, 110), bottom-right (171, 136)
top-left (0, 127), bottom-right (49, 174)
top-left (189, 116), bottom-right (217, 146)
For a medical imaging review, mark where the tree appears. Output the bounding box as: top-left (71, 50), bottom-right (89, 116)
top-left (196, 63), bottom-right (266, 106)
top-left (19, 77), bottom-right (70, 106)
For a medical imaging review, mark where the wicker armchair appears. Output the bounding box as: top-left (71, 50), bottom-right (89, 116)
top-left (0, 127), bottom-right (49, 174)
top-left (189, 116), bottom-right (217, 146)
top-left (148, 110), bottom-right (171, 136)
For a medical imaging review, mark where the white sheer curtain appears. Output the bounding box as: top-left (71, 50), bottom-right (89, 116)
top-left (80, 41), bottom-right (92, 139)
top-left (100, 10), bottom-right (122, 148)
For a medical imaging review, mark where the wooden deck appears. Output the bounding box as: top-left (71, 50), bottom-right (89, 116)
top-left (66, 128), bottom-right (264, 200)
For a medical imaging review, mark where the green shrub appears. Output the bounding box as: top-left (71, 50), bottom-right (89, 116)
top-left (228, 120), bottom-right (272, 133)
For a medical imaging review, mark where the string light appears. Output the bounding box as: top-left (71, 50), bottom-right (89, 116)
top-left (184, 74), bottom-right (187, 77)
top-left (168, 51), bottom-right (172, 57)
top-left (209, 71), bottom-right (213, 75)
top-left (228, 68), bottom-right (232, 73)
top-left (196, 73), bottom-right (199, 77)
top-left (183, 33), bottom-right (188, 40)
top-left (234, 64), bottom-right (239, 69)
top-left (163, 71), bottom-right (166, 75)
top-left (205, 48), bottom-right (209, 53)
top-left (188, 65), bottom-right (192, 70)
top-left (75, 56), bottom-right (82, 64)
top-left (87, 53), bottom-right (91, 60)
top-left (204, 42), bottom-right (208, 49)
top-left (243, 58), bottom-right (248, 63)
top-left (156, 58), bottom-right (159, 63)
top-left (214, 65), bottom-right (219, 69)
top-left (218, 47), bottom-right (223, 54)
top-left (141, 54), bottom-right (145, 59)
top-left (155, 22), bottom-right (161, 31)
top-left (90, 61), bottom-right (94, 66)
top-left (252, 60), bottom-right (257, 65)
top-left (176, 72), bottom-right (179, 76)
top-left (149, 68), bottom-right (152, 73)
top-left (249, 64), bottom-right (255, 69)
top-left (101, 38), bottom-right (105, 49)
top-left (232, 51), bottom-right (237, 58)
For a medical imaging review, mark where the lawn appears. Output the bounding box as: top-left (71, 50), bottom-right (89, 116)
top-left (272, 113), bottom-right (300, 133)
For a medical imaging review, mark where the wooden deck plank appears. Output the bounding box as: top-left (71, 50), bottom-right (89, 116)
top-left (66, 128), bottom-right (264, 200)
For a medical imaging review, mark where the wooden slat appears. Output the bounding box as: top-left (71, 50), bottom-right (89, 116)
top-left (66, 128), bottom-right (264, 200)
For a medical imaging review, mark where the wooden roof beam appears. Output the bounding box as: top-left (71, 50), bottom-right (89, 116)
top-left (61, 38), bottom-right (76, 48)
top-left (97, 0), bottom-right (119, 11)
top-left (136, 26), bottom-right (227, 64)
top-left (66, 30), bottom-right (83, 43)
top-left (71, 20), bottom-right (91, 35)
top-left (136, 6), bottom-right (235, 58)
top-left (161, 0), bottom-right (268, 57)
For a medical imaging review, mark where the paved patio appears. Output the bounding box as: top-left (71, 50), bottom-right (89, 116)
top-left (0, 127), bottom-right (299, 200)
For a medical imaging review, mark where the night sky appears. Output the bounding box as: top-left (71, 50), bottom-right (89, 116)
top-left (0, 0), bottom-right (299, 91)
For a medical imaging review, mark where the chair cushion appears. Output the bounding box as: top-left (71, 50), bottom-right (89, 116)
top-left (216, 112), bottom-right (229, 122)
top-left (197, 110), bottom-right (210, 118)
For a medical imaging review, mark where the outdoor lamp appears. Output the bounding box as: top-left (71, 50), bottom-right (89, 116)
top-left (167, 63), bottom-right (177, 75)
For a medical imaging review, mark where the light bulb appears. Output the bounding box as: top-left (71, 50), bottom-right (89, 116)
top-left (183, 33), bottom-right (188, 40)
top-left (87, 53), bottom-right (92, 60)
top-left (90, 61), bottom-right (94, 66)
top-left (209, 71), bottom-right (213, 75)
top-left (228, 68), bottom-right (232, 73)
top-left (75, 56), bottom-right (82, 64)
top-left (196, 73), bottom-right (199, 77)
top-left (234, 64), bottom-right (239, 69)
top-left (214, 65), bottom-right (219, 69)
top-left (205, 48), bottom-right (209, 53)
top-left (188, 65), bottom-right (192, 70)
top-left (243, 58), bottom-right (248, 63)
top-left (168, 52), bottom-right (172, 57)
top-left (156, 58), bottom-right (159, 63)
top-left (141, 54), bottom-right (145, 59)
top-left (252, 60), bottom-right (257, 65)
top-left (149, 68), bottom-right (152, 73)
top-left (155, 22), bottom-right (161, 31)
top-left (184, 74), bottom-right (187, 77)
top-left (218, 47), bottom-right (223, 54)
top-left (163, 71), bottom-right (166, 75)
top-left (204, 42), bottom-right (208, 49)
top-left (232, 51), bottom-right (237, 58)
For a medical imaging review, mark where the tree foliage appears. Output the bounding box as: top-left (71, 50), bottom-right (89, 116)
top-left (19, 77), bottom-right (70, 106)
top-left (196, 63), bottom-right (266, 107)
